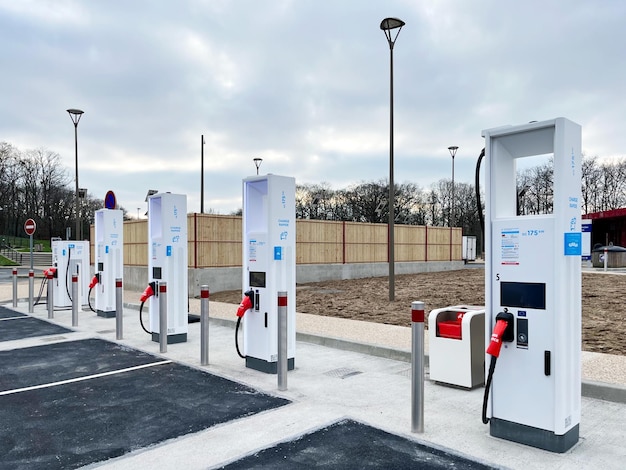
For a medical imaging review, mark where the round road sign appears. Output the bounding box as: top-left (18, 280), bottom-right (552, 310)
top-left (24, 218), bottom-right (36, 236)
top-left (105, 190), bottom-right (117, 210)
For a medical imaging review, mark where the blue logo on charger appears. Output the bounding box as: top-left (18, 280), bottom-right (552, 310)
top-left (274, 246), bottom-right (283, 260)
top-left (166, 246), bottom-right (172, 256)
top-left (564, 232), bottom-right (581, 256)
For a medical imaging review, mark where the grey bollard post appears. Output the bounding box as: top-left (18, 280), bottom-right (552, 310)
top-left (116, 278), bottom-right (123, 340)
top-left (47, 271), bottom-right (54, 319)
top-left (72, 274), bottom-right (78, 327)
top-left (411, 301), bottom-right (425, 433)
top-left (12, 268), bottom-right (18, 308)
top-left (159, 282), bottom-right (167, 353)
top-left (200, 285), bottom-right (210, 366)
top-left (603, 247), bottom-right (608, 271)
top-left (277, 291), bottom-right (288, 391)
top-left (28, 270), bottom-right (34, 313)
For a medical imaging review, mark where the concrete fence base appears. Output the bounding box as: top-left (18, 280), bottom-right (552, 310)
top-left (123, 261), bottom-right (465, 297)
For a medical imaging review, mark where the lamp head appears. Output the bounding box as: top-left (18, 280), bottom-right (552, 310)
top-left (380, 18), bottom-right (405, 31)
top-left (145, 189), bottom-right (158, 202)
top-left (380, 17), bottom-right (405, 49)
top-left (253, 157), bottom-right (263, 174)
top-left (66, 108), bottom-right (84, 126)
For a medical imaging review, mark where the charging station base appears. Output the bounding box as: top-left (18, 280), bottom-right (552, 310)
top-left (97, 310), bottom-right (116, 319)
top-left (490, 418), bottom-right (579, 453)
top-left (246, 356), bottom-right (295, 374)
top-left (151, 333), bottom-right (187, 345)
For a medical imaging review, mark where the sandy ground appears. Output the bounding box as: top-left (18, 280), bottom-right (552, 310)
top-left (210, 268), bottom-right (626, 356)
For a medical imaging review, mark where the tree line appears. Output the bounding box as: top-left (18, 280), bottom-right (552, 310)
top-left (0, 142), bottom-right (115, 241)
top-left (296, 154), bottom-right (626, 252)
top-left (2, 140), bottom-right (625, 245)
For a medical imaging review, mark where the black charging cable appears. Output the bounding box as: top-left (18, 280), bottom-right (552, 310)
top-left (482, 355), bottom-right (498, 424)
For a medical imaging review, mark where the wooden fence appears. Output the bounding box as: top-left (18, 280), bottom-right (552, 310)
top-left (91, 214), bottom-right (462, 267)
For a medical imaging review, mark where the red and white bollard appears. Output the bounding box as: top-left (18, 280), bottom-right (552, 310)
top-left (28, 270), bottom-right (34, 313)
top-left (277, 291), bottom-right (288, 391)
top-left (116, 278), bottom-right (123, 340)
top-left (159, 282), bottom-right (168, 353)
top-left (47, 269), bottom-right (54, 319)
top-left (72, 274), bottom-right (78, 327)
top-left (200, 285), bottom-right (210, 366)
top-left (411, 301), bottom-right (425, 433)
top-left (12, 268), bottom-right (18, 308)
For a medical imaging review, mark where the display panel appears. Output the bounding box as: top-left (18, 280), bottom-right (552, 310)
top-left (249, 271), bottom-right (266, 288)
top-left (500, 281), bottom-right (546, 310)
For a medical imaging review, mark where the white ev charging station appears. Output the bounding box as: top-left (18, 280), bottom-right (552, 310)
top-left (148, 193), bottom-right (188, 344)
top-left (241, 174), bottom-right (296, 373)
top-left (94, 208), bottom-right (123, 317)
top-left (483, 118), bottom-right (582, 452)
top-left (51, 239), bottom-right (90, 307)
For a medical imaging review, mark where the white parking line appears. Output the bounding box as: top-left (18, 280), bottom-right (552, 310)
top-left (0, 360), bottom-right (172, 396)
top-left (0, 316), bottom-right (28, 321)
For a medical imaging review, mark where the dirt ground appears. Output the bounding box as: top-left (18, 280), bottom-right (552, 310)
top-left (210, 267), bottom-right (626, 356)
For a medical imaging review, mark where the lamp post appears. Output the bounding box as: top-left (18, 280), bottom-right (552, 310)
top-left (253, 157), bottom-right (263, 175)
top-left (448, 146), bottom-right (458, 226)
top-left (67, 109), bottom-right (84, 240)
top-left (78, 188), bottom-right (87, 240)
top-left (145, 190), bottom-right (158, 217)
top-left (380, 17), bottom-right (405, 302)
top-left (200, 135), bottom-right (205, 214)
top-left (448, 145), bottom-right (458, 262)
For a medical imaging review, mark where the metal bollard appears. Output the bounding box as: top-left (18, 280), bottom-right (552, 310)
top-left (28, 270), bottom-right (34, 313)
top-left (72, 274), bottom-right (78, 327)
top-left (200, 285), bottom-right (210, 366)
top-left (277, 291), bottom-right (288, 391)
top-left (159, 282), bottom-right (167, 353)
top-left (47, 270), bottom-right (54, 319)
top-left (12, 268), bottom-right (18, 308)
top-left (603, 247), bottom-right (608, 272)
top-left (116, 278), bottom-right (123, 340)
top-left (411, 301), bottom-right (425, 433)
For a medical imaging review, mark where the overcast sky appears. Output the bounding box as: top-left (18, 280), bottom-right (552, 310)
top-left (1, 0), bottom-right (624, 216)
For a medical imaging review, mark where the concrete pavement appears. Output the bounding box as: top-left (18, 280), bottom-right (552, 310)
top-left (1, 271), bottom-right (625, 468)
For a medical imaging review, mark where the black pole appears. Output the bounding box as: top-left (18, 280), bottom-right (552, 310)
top-left (201, 135), bottom-right (205, 214)
top-left (380, 18), bottom-right (404, 302)
top-left (74, 123), bottom-right (80, 240)
top-left (388, 44), bottom-right (395, 301)
top-left (67, 109), bottom-right (83, 240)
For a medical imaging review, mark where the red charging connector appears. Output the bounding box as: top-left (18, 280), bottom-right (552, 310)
top-left (486, 311), bottom-right (515, 357)
top-left (140, 282), bottom-right (156, 302)
top-left (44, 267), bottom-right (57, 278)
top-left (486, 319), bottom-right (509, 357)
top-left (89, 273), bottom-right (100, 289)
top-left (236, 289), bottom-right (255, 318)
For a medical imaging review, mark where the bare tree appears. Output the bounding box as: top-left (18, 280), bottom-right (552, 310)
top-left (581, 155), bottom-right (601, 214)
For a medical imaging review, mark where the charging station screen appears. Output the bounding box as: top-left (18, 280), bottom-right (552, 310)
top-left (249, 271), bottom-right (266, 288)
top-left (500, 282), bottom-right (546, 310)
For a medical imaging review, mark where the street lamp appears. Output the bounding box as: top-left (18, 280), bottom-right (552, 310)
top-left (448, 146), bottom-right (458, 226)
top-left (67, 108), bottom-right (84, 240)
top-left (253, 157), bottom-right (263, 175)
top-left (448, 145), bottom-right (459, 261)
top-left (78, 188), bottom-right (87, 240)
top-left (448, 145), bottom-right (458, 262)
top-left (145, 189), bottom-right (158, 216)
top-left (200, 135), bottom-right (205, 214)
top-left (380, 17), bottom-right (405, 302)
